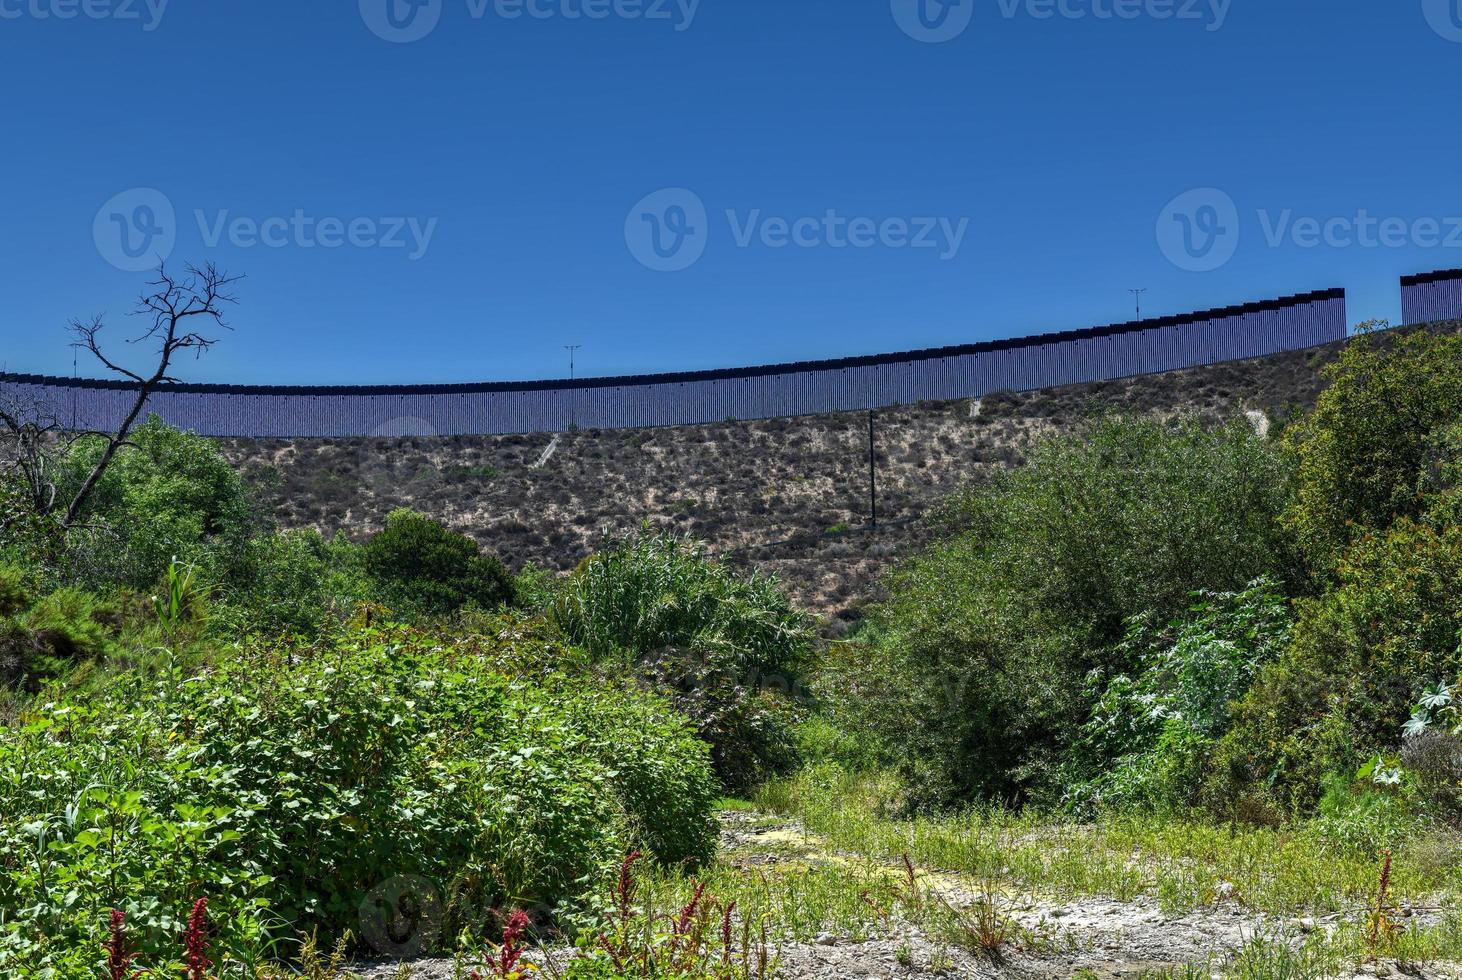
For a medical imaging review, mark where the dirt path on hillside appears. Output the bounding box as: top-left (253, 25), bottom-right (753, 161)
top-left (356, 809), bottom-right (1462, 980)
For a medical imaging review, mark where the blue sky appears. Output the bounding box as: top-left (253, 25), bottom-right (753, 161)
top-left (2, 0), bottom-right (1460, 385)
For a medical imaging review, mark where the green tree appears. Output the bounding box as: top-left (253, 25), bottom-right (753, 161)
top-left (362, 509), bottom-right (514, 619)
top-left (845, 415), bottom-right (1294, 805)
top-left (1214, 498), bottom-right (1462, 813)
top-left (227, 529), bottom-right (369, 636)
top-left (1283, 325), bottom-right (1462, 575)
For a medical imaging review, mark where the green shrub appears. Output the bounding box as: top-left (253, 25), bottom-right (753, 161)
top-left (0, 578), bottom-right (116, 688)
top-left (1214, 507), bottom-right (1462, 813)
top-left (0, 623), bottom-right (717, 973)
top-left (57, 417), bottom-right (255, 589)
top-left (512, 561), bottom-right (562, 613)
top-left (551, 532), bottom-right (814, 792)
top-left (848, 416), bottom-right (1294, 805)
top-left (1305, 773), bottom-right (1424, 860)
top-left (224, 529), bottom-right (369, 636)
top-left (0, 562), bottom-right (32, 617)
top-left (363, 509), bottom-right (515, 619)
top-left (1283, 326), bottom-right (1462, 574)
top-left (1067, 578), bottom-right (1292, 814)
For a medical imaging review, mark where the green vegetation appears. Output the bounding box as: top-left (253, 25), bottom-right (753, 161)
top-left (0, 621), bottom-right (717, 976)
top-left (4, 320), bottom-right (1462, 976)
top-left (362, 508), bottom-right (516, 620)
top-left (815, 327), bottom-right (1462, 829)
top-left (824, 415), bottom-right (1294, 805)
top-left (551, 531), bottom-right (813, 792)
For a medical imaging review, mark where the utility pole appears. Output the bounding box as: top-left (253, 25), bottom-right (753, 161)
top-left (564, 345), bottom-right (582, 429)
top-left (868, 409), bottom-right (878, 531)
top-left (1130, 289), bottom-right (1147, 320)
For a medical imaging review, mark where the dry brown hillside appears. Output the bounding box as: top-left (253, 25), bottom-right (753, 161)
top-left (218, 339), bottom-right (1342, 625)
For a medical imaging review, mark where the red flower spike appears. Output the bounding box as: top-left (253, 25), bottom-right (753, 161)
top-left (183, 897), bottom-right (211, 980)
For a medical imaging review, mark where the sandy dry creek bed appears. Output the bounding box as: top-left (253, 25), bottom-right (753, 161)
top-left (358, 809), bottom-right (1462, 980)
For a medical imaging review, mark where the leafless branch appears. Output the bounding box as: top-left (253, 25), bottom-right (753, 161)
top-left (0, 388), bottom-right (63, 516)
top-left (61, 261), bottom-right (243, 528)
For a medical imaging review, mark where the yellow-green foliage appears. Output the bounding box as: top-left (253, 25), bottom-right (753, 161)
top-left (1283, 326), bottom-right (1462, 574)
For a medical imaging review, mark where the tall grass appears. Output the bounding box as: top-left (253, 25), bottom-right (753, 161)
top-left (755, 766), bottom-right (1462, 918)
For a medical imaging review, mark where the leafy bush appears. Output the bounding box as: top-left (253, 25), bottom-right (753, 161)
top-left (1305, 773), bottom-right (1424, 860)
top-left (1283, 326), bottom-right (1462, 574)
top-left (0, 568), bottom-right (116, 688)
top-left (0, 623), bottom-right (718, 973)
top-left (363, 509), bottom-right (515, 619)
top-left (551, 532), bottom-right (814, 792)
top-left (57, 416), bottom-right (256, 589)
top-left (845, 416), bottom-right (1294, 805)
top-left (1067, 578), bottom-right (1292, 813)
top-left (1214, 507), bottom-right (1462, 812)
top-left (223, 529), bottom-right (369, 636)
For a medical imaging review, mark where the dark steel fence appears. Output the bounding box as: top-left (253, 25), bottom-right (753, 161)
top-left (1, 287), bottom-right (1347, 438)
top-left (1401, 269), bottom-right (1462, 326)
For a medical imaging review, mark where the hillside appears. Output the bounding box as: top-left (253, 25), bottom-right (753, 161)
top-left (218, 337), bottom-right (1344, 624)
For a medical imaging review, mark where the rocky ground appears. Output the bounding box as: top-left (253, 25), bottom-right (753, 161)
top-left (356, 809), bottom-right (1462, 980)
top-left (220, 338), bottom-right (1347, 624)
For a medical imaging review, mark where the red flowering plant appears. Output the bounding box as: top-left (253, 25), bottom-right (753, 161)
top-left (469, 909), bottom-right (536, 980)
top-left (570, 852), bottom-right (774, 980)
top-left (182, 897), bottom-right (212, 980)
top-left (105, 909), bottom-right (140, 980)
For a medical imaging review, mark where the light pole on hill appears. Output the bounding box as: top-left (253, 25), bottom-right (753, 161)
top-left (564, 345), bottom-right (582, 428)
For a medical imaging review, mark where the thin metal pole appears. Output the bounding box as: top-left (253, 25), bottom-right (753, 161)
top-left (868, 408), bottom-right (877, 530)
top-left (1130, 288), bottom-right (1147, 320)
top-left (564, 345), bottom-right (581, 429)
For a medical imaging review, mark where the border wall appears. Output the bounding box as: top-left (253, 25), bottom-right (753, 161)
top-left (1401, 269), bottom-right (1462, 326)
top-left (1, 287), bottom-right (1348, 438)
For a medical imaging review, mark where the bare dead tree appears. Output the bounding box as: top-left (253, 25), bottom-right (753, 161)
top-left (61, 261), bottom-right (242, 529)
top-left (0, 388), bottom-right (63, 517)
